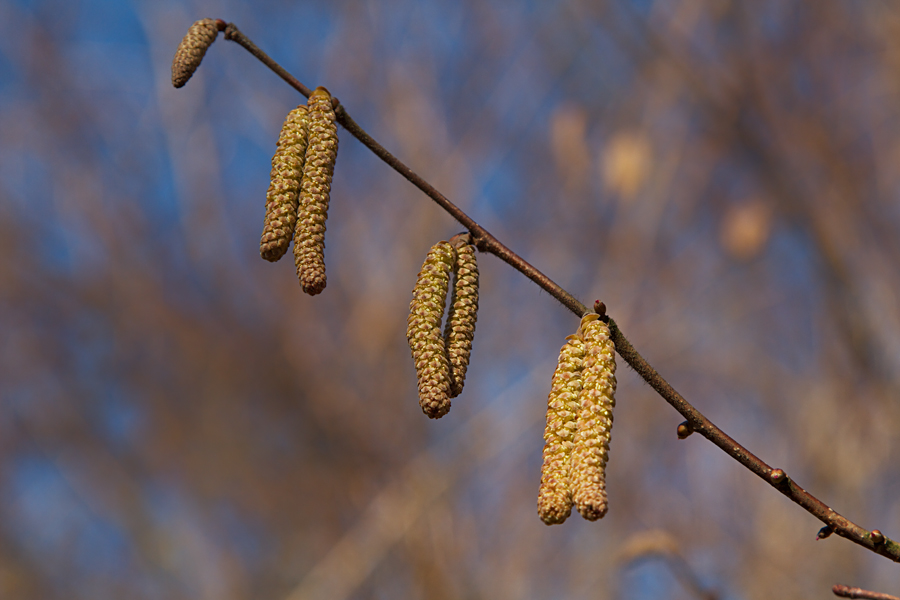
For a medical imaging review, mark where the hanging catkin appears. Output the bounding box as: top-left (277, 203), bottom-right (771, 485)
top-left (294, 87), bottom-right (338, 295)
top-left (260, 105), bottom-right (310, 262)
top-left (407, 242), bottom-right (455, 419)
top-left (570, 313), bottom-right (616, 520)
top-left (444, 241), bottom-right (479, 398)
top-left (537, 333), bottom-right (584, 525)
top-left (171, 19), bottom-right (220, 88)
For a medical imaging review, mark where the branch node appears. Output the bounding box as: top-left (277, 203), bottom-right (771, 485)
top-left (817, 525), bottom-right (834, 540)
top-left (449, 231), bottom-right (473, 247)
top-left (871, 530), bottom-right (885, 545)
top-left (223, 23), bottom-right (241, 42)
top-left (676, 421), bottom-right (693, 439)
top-left (215, 19), bottom-right (227, 31)
top-left (769, 468), bottom-right (787, 485)
top-left (469, 232), bottom-right (489, 253)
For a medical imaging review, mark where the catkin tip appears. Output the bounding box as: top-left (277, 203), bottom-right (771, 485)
top-left (577, 498), bottom-right (609, 521)
top-left (538, 501), bottom-right (572, 526)
top-left (301, 273), bottom-right (327, 296)
top-left (172, 19), bottom-right (219, 88)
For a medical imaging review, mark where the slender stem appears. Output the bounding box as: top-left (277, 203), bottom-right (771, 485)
top-left (833, 584), bottom-right (900, 600)
top-left (223, 24), bottom-right (587, 317)
top-left (220, 23), bottom-right (899, 563)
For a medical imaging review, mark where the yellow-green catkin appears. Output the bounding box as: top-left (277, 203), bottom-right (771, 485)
top-left (570, 313), bottom-right (617, 521)
top-left (537, 334), bottom-right (585, 525)
top-left (294, 87), bottom-right (338, 295)
top-left (171, 19), bottom-right (219, 88)
top-left (407, 242), bottom-right (456, 419)
top-left (444, 241), bottom-right (479, 398)
top-left (260, 106), bottom-right (310, 262)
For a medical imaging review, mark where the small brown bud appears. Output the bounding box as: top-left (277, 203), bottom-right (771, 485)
top-left (407, 242), bottom-right (455, 418)
top-left (444, 241), bottom-right (479, 398)
top-left (260, 105), bottom-right (310, 262)
top-left (593, 300), bottom-right (607, 316)
top-left (769, 468), bottom-right (786, 484)
top-left (171, 19), bottom-right (219, 88)
top-left (538, 334), bottom-right (585, 525)
top-left (816, 525), bottom-right (833, 540)
top-left (676, 421), bottom-right (693, 439)
top-left (871, 530), bottom-right (885, 545)
top-left (570, 313), bottom-right (616, 521)
top-left (294, 87), bottom-right (338, 295)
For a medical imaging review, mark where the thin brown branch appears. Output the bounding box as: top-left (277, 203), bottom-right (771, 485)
top-left (833, 584), bottom-right (900, 600)
top-left (217, 22), bottom-right (899, 563)
top-left (222, 23), bottom-right (586, 318)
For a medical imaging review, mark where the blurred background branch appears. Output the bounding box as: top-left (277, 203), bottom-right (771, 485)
top-left (833, 584), bottom-right (900, 600)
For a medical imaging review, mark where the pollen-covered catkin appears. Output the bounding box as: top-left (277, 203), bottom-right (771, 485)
top-left (444, 242), bottom-right (479, 398)
top-left (570, 313), bottom-right (617, 521)
top-left (537, 334), bottom-right (585, 525)
top-left (171, 19), bottom-right (219, 88)
top-left (260, 106), bottom-right (310, 262)
top-left (407, 242), bottom-right (456, 419)
top-left (294, 87), bottom-right (338, 295)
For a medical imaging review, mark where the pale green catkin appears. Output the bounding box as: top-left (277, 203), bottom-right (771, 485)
top-left (294, 87), bottom-right (338, 295)
top-left (171, 19), bottom-right (219, 88)
top-left (260, 106), bottom-right (310, 262)
top-left (570, 313), bottom-right (617, 521)
top-left (537, 334), bottom-right (584, 525)
top-left (444, 241), bottom-right (479, 398)
top-left (407, 242), bottom-right (456, 419)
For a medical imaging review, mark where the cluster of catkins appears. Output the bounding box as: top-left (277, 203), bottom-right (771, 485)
top-left (172, 19), bottom-right (338, 296)
top-left (538, 312), bottom-right (617, 525)
top-left (259, 88), bottom-right (338, 295)
top-left (173, 19), bottom-right (616, 525)
top-left (407, 238), bottom-right (479, 419)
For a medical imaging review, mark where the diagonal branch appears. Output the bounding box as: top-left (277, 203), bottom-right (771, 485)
top-left (219, 23), bottom-right (899, 563)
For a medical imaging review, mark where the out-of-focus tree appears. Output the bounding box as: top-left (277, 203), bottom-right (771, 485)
top-left (2, 1), bottom-right (900, 599)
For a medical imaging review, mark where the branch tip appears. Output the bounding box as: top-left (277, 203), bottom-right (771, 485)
top-left (833, 583), bottom-right (900, 600)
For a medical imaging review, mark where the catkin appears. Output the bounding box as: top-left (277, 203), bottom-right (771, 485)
top-left (444, 241), bottom-right (479, 398)
top-left (570, 313), bottom-right (617, 521)
top-left (171, 19), bottom-right (219, 88)
top-left (294, 87), bottom-right (338, 295)
top-left (260, 106), bottom-right (310, 262)
top-left (407, 242), bottom-right (456, 419)
top-left (537, 334), bottom-right (585, 525)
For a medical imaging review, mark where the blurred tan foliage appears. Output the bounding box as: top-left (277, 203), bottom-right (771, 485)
top-left (2, 1), bottom-right (900, 599)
